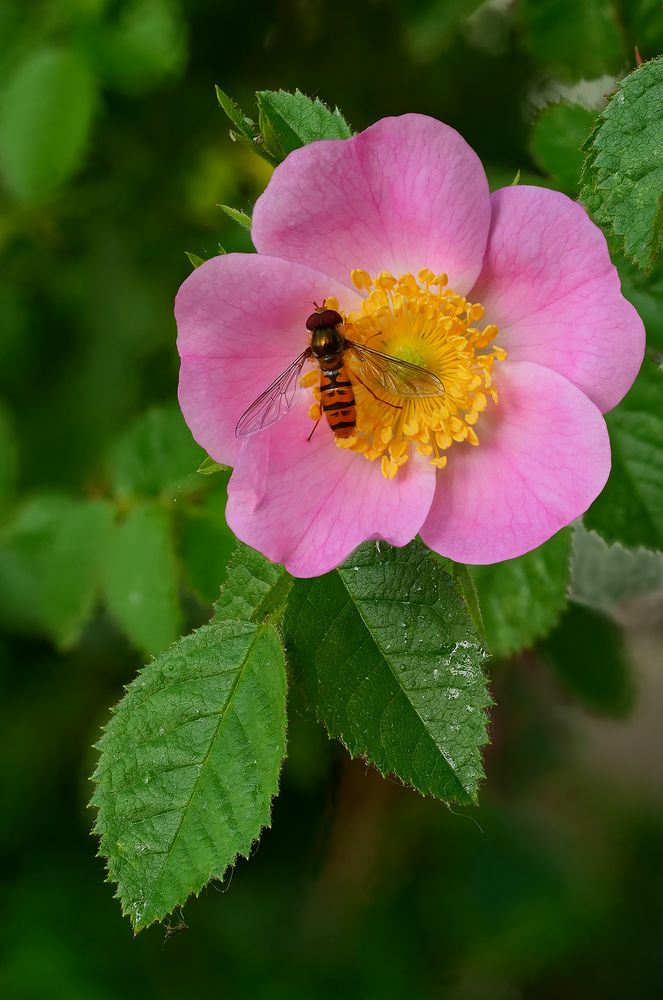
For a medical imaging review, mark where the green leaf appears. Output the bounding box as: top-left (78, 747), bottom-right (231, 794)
top-left (284, 540), bottom-right (490, 803)
top-left (0, 47), bottom-right (97, 201)
top-left (404, 0), bottom-right (484, 62)
top-left (185, 251), bottom-right (207, 269)
top-left (0, 496), bottom-right (114, 648)
top-left (256, 89), bottom-right (352, 161)
top-left (469, 530), bottom-right (573, 659)
top-left (542, 602), bottom-right (633, 716)
top-left (92, 549), bottom-right (288, 930)
top-left (530, 103), bottom-right (596, 195)
top-left (197, 456), bottom-right (230, 476)
top-left (570, 522), bottom-right (663, 615)
top-left (215, 544), bottom-right (291, 625)
top-left (219, 204), bottom-right (251, 231)
top-left (215, 85), bottom-right (255, 138)
top-left (585, 360), bottom-right (663, 552)
top-left (103, 503), bottom-right (181, 655)
top-left (108, 406), bottom-right (204, 501)
top-left (519, 0), bottom-right (625, 81)
top-left (581, 58), bottom-right (663, 274)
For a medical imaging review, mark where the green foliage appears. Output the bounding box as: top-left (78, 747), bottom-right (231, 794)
top-left (404, 0), bottom-right (484, 62)
top-left (92, 546), bottom-right (289, 930)
top-left (0, 496), bottom-right (113, 648)
top-left (543, 602), bottom-right (633, 716)
top-left (285, 540), bottom-right (491, 803)
top-left (585, 360), bottom-right (663, 552)
top-left (179, 482), bottom-right (236, 605)
top-left (102, 503), bottom-right (181, 655)
top-left (581, 58), bottom-right (663, 275)
top-left (0, 405), bottom-right (17, 512)
top-left (519, 0), bottom-right (624, 80)
top-left (219, 204), bottom-right (252, 231)
top-left (256, 89), bottom-right (353, 161)
top-left (215, 544), bottom-right (292, 624)
top-left (530, 103), bottom-right (596, 195)
top-left (108, 406), bottom-right (204, 501)
top-left (88, 0), bottom-right (188, 94)
top-left (0, 47), bottom-right (97, 201)
top-left (469, 530), bottom-right (573, 659)
top-left (618, 252), bottom-right (663, 352)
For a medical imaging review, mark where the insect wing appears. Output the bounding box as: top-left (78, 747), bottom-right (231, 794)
top-left (235, 350), bottom-right (311, 438)
top-left (347, 341), bottom-right (444, 398)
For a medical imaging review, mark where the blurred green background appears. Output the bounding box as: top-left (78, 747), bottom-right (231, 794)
top-left (1, 1), bottom-right (662, 997)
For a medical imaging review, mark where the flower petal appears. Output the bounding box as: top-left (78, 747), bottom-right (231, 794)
top-left (252, 114), bottom-right (491, 295)
top-left (420, 361), bottom-right (610, 565)
top-left (226, 406), bottom-right (436, 578)
top-left (176, 253), bottom-right (360, 466)
top-left (471, 186), bottom-right (645, 413)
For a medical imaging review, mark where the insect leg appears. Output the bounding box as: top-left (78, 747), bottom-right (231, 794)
top-left (307, 418), bottom-right (321, 443)
top-left (353, 374), bottom-right (402, 409)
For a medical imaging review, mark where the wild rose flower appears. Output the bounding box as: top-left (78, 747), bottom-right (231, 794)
top-left (175, 114), bottom-right (644, 578)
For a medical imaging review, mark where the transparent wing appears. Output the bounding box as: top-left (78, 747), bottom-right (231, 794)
top-left (347, 341), bottom-right (445, 398)
top-left (235, 350), bottom-right (311, 438)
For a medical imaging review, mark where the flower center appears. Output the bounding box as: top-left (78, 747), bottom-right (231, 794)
top-left (304, 269), bottom-right (506, 478)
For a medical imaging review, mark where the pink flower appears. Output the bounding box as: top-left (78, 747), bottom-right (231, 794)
top-left (175, 114), bottom-right (644, 578)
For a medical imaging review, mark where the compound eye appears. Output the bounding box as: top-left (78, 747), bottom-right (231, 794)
top-left (319, 308), bottom-right (342, 327)
top-left (306, 312), bottom-right (323, 331)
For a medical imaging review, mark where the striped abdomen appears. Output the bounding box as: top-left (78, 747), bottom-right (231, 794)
top-left (319, 363), bottom-right (356, 439)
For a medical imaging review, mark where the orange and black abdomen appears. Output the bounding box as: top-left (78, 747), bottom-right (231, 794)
top-left (319, 363), bottom-right (356, 439)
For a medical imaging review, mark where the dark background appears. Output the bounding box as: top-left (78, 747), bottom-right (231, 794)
top-left (1, 2), bottom-right (662, 997)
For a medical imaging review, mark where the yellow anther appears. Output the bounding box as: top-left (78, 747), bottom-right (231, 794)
top-left (376, 271), bottom-right (398, 290)
top-left (308, 402), bottom-right (321, 420)
top-left (351, 269), bottom-right (372, 291)
top-left (418, 268), bottom-right (436, 285)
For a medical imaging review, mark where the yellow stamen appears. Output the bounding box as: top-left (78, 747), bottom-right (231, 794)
top-left (305, 272), bottom-right (505, 478)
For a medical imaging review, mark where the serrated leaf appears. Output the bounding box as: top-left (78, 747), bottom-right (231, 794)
top-left (108, 406), bottom-right (204, 501)
top-left (219, 204), bottom-right (251, 230)
top-left (542, 602), bottom-right (633, 716)
top-left (215, 544), bottom-right (291, 625)
top-left (570, 522), bottom-right (663, 615)
top-left (585, 360), bottom-right (663, 552)
top-left (0, 496), bottom-right (113, 648)
top-left (469, 530), bottom-right (572, 659)
top-left (581, 58), bottom-right (663, 274)
top-left (519, 0), bottom-right (624, 81)
top-left (284, 540), bottom-right (490, 803)
top-left (0, 47), bottom-right (97, 200)
top-left (530, 102), bottom-right (596, 195)
top-left (92, 608), bottom-right (288, 931)
top-left (256, 89), bottom-right (352, 161)
top-left (103, 503), bottom-right (181, 655)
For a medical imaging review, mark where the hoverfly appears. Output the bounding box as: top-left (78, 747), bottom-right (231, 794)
top-left (235, 306), bottom-right (445, 440)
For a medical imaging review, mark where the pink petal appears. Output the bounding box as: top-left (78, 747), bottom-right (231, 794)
top-left (420, 361), bottom-right (610, 565)
top-left (471, 186), bottom-right (645, 413)
top-left (226, 406), bottom-right (436, 578)
top-left (252, 114), bottom-right (491, 295)
top-left (175, 253), bottom-right (360, 466)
